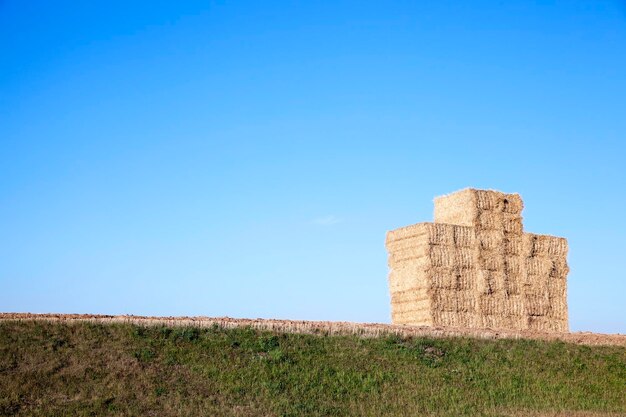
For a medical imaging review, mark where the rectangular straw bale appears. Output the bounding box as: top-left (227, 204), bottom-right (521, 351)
top-left (388, 245), bottom-right (456, 268)
top-left (433, 188), bottom-right (478, 227)
top-left (477, 229), bottom-right (505, 251)
top-left (387, 245), bottom-right (431, 265)
top-left (385, 223), bottom-right (429, 245)
top-left (452, 225), bottom-right (476, 247)
top-left (478, 294), bottom-right (505, 315)
top-left (550, 258), bottom-right (569, 278)
top-left (503, 236), bottom-right (524, 255)
top-left (431, 289), bottom-right (477, 312)
top-left (527, 316), bottom-right (568, 333)
top-left (523, 234), bottom-right (568, 257)
top-left (525, 294), bottom-right (550, 316)
top-left (456, 268), bottom-right (478, 290)
top-left (415, 267), bottom-right (477, 291)
top-left (477, 270), bottom-right (505, 294)
top-left (429, 267), bottom-right (458, 289)
top-left (388, 269), bottom-right (429, 292)
top-left (432, 246), bottom-right (460, 268)
top-left (481, 250), bottom-right (505, 271)
top-left (504, 294), bottom-right (525, 315)
top-left (390, 289), bottom-right (430, 305)
top-left (477, 210), bottom-right (503, 230)
top-left (504, 255), bottom-right (523, 275)
top-left (386, 222), bottom-right (458, 247)
top-left (525, 257), bottom-right (554, 276)
top-left (391, 310), bottom-right (433, 325)
top-left (475, 190), bottom-right (502, 210)
top-left (434, 189), bottom-right (523, 227)
top-left (503, 274), bottom-right (521, 295)
top-left (547, 279), bottom-right (567, 300)
top-left (503, 214), bottom-right (523, 234)
top-left (390, 301), bottom-right (432, 315)
top-left (432, 311), bottom-right (479, 328)
top-left (480, 315), bottom-right (501, 329)
top-left (548, 301), bottom-right (568, 320)
top-left (455, 247), bottom-right (477, 269)
top-left (501, 192), bottom-right (524, 214)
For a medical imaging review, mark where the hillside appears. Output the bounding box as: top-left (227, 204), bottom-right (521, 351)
top-left (1, 318), bottom-right (625, 416)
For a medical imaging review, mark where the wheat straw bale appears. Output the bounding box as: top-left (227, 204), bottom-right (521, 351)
top-left (503, 294), bottom-right (525, 315)
top-left (388, 188), bottom-right (568, 332)
top-left (476, 270), bottom-right (506, 294)
top-left (547, 279), bottom-right (567, 300)
top-left (504, 256), bottom-right (523, 275)
top-left (386, 223), bottom-right (455, 247)
top-left (455, 247), bottom-right (478, 269)
top-left (503, 275), bottom-right (521, 295)
top-left (388, 269), bottom-right (428, 292)
top-left (525, 257), bottom-right (554, 276)
top-left (477, 211), bottom-right (523, 234)
top-left (479, 294), bottom-right (506, 315)
top-left (480, 315), bottom-right (502, 329)
top-left (503, 236), bottom-right (524, 255)
top-left (388, 245), bottom-right (465, 268)
top-left (527, 316), bottom-right (568, 333)
top-left (390, 289), bottom-right (430, 304)
top-left (431, 289), bottom-right (477, 313)
top-left (476, 189), bottom-right (523, 213)
top-left (452, 225), bottom-right (476, 247)
top-left (523, 234), bottom-right (568, 257)
top-left (391, 302), bottom-right (432, 315)
top-left (427, 267), bottom-right (459, 289)
top-left (522, 269), bottom-right (549, 291)
top-left (455, 269), bottom-right (478, 290)
top-left (550, 258), bottom-right (569, 278)
top-left (432, 311), bottom-right (479, 328)
top-left (434, 189), bottom-right (523, 228)
top-left (480, 249), bottom-right (505, 271)
top-left (508, 315), bottom-right (528, 330)
top-left (548, 302), bottom-right (568, 320)
top-left (392, 310), bottom-right (433, 325)
top-left (388, 265), bottom-right (478, 293)
top-left (477, 229), bottom-right (505, 251)
top-left (433, 188), bottom-right (478, 227)
top-left (477, 210), bottom-right (503, 230)
top-left (502, 214), bottom-right (524, 234)
top-left (525, 293), bottom-right (551, 316)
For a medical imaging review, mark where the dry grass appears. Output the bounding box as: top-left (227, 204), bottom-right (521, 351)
top-left (1, 320), bottom-right (624, 416)
top-left (1, 314), bottom-right (624, 346)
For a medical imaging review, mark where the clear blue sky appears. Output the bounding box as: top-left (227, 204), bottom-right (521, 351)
top-left (1, 1), bottom-right (625, 333)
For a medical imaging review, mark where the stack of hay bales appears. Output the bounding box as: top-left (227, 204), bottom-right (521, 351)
top-left (386, 188), bottom-right (569, 332)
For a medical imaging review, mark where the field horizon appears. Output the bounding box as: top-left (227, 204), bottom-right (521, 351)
top-left (1, 317), bottom-right (625, 416)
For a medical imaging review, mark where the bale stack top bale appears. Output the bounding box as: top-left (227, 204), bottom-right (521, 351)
top-left (386, 188), bottom-right (569, 333)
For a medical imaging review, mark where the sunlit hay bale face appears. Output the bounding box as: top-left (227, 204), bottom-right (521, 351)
top-left (386, 189), bottom-right (568, 333)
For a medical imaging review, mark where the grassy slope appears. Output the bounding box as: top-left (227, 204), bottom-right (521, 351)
top-left (0, 321), bottom-right (624, 417)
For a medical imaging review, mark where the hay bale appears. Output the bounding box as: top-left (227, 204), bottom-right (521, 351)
top-left (452, 225), bottom-right (476, 247)
top-left (434, 188), bottom-right (523, 229)
top-left (477, 229), bottom-right (505, 251)
top-left (503, 236), bottom-right (524, 255)
top-left (387, 188), bottom-right (569, 333)
top-left (523, 234), bottom-right (568, 257)
top-left (386, 223), bottom-right (455, 247)
top-left (477, 270), bottom-right (506, 295)
top-left (480, 249), bottom-right (505, 271)
top-left (525, 257), bottom-right (554, 276)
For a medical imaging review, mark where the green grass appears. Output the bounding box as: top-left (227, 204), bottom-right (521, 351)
top-left (0, 321), bottom-right (624, 416)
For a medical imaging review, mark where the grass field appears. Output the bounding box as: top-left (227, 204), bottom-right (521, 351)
top-left (0, 320), bottom-right (624, 416)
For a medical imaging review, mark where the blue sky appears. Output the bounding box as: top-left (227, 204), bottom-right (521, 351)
top-left (1, 1), bottom-right (625, 333)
